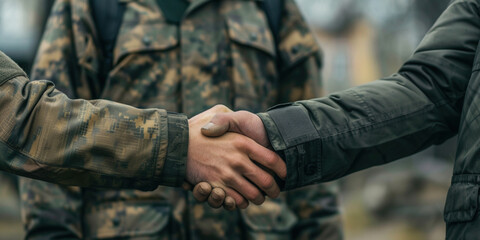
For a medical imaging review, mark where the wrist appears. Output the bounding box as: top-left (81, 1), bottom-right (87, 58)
top-left (155, 112), bottom-right (189, 187)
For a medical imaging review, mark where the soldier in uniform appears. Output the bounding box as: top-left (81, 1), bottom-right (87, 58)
top-left (0, 50), bottom-right (282, 202)
top-left (199, 0), bottom-right (480, 239)
top-left (20, 0), bottom-right (343, 239)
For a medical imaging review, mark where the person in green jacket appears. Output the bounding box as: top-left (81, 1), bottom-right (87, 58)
top-left (0, 50), bottom-right (285, 208)
top-left (197, 0), bottom-right (480, 238)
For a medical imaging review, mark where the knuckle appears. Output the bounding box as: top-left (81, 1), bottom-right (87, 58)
top-left (230, 157), bottom-right (247, 170)
top-left (234, 137), bottom-right (249, 150)
top-left (229, 158), bottom-right (241, 169)
top-left (232, 138), bottom-right (243, 149)
top-left (222, 170), bottom-right (236, 183)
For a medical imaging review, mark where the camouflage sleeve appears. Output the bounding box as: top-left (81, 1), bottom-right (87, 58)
top-left (259, 0), bottom-right (478, 190)
top-left (0, 51), bottom-right (188, 190)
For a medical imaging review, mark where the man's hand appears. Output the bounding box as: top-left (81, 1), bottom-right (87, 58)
top-left (186, 105), bottom-right (286, 209)
top-left (201, 110), bottom-right (270, 148)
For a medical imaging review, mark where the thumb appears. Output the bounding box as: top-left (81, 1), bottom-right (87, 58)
top-left (201, 113), bottom-right (234, 137)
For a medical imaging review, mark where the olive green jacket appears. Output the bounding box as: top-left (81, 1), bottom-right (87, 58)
top-left (0, 51), bottom-right (188, 190)
top-left (259, 0), bottom-right (480, 238)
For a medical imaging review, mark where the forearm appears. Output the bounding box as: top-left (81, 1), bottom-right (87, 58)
top-left (0, 53), bottom-right (188, 190)
top-left (260, 76), bottom-right (456, 189)
top-left (260, 0), bottom-right (480, 190)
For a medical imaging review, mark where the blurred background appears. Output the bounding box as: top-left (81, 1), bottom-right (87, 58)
top-left (0, 0), bottom-right (454, 239)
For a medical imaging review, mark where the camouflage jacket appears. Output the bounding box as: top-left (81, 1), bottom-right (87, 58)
top-left (0, 50), bottom-right (187, 190)
top-left (258, 0), bottom-right (480, 239)
top-left (21, 0), bottom-right (342, 240)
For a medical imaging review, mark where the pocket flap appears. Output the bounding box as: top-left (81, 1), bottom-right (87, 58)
top-left (444, 183), bottom-right (479, 223)
top-left (114, 21), bottom-right (178, 64)
top-left (226, 16), bottom-right (275, 57)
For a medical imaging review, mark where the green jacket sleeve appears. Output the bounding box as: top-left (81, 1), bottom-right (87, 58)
top-left (259, 0), bottom-right (480, 190)
top-left (0, 51), bottom-right (188, 190)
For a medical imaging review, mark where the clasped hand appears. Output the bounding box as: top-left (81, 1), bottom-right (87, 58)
top-left (185, 105), bottom-right (283, 210)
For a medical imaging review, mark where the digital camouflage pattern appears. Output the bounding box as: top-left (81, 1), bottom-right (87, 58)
top-left (0, 50), bottom-right (188, 190)
top-left (20, 0), bottom-right (343, 239)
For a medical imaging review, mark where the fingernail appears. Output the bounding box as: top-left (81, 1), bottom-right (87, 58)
top-left (201, 122), bottom-right (215, 131)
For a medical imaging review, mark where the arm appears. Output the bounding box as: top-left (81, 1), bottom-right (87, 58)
top-left (20, 0), bottom-right (187, 190)
top-left (0, 51), bottom-right (187, 190)
top-left (0, 52), bottom-right (286, 206)
top-left (203, 0), bottom-right (480, 190)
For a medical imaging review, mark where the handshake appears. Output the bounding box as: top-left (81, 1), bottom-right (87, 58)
top-left (185, 105), bottom-right (285, 211)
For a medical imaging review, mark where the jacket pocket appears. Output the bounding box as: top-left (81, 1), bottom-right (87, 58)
top-left (113, 15), bottom-right (178, 65)
top-left (225, 7), bottom-right (277, 111)
top-left (444, 182), bottom-right (479, 223)
top-left (225, 12), bottom-right (276, 58)
top-left (84, 201), bottom-right (171, 239)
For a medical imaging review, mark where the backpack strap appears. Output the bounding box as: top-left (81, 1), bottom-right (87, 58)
top-left (89, 0), bottom-right (126, 87)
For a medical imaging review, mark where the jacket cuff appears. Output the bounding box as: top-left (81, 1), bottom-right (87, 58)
top-left (155, 112), bottom-right (189, 187)
top-left (258, 103), bottom-right (322, 191)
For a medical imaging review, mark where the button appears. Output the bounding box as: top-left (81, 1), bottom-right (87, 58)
top-left (142, 36), bottom-right (152, 46)
top-left (291, 45), bottom-right (299, 55)
top-left (112, 217), bottom-right (120, 227)
top-left (305, 163), bottom-right (315, 176)
top-left (86, 56), bottom-right (93, 63)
